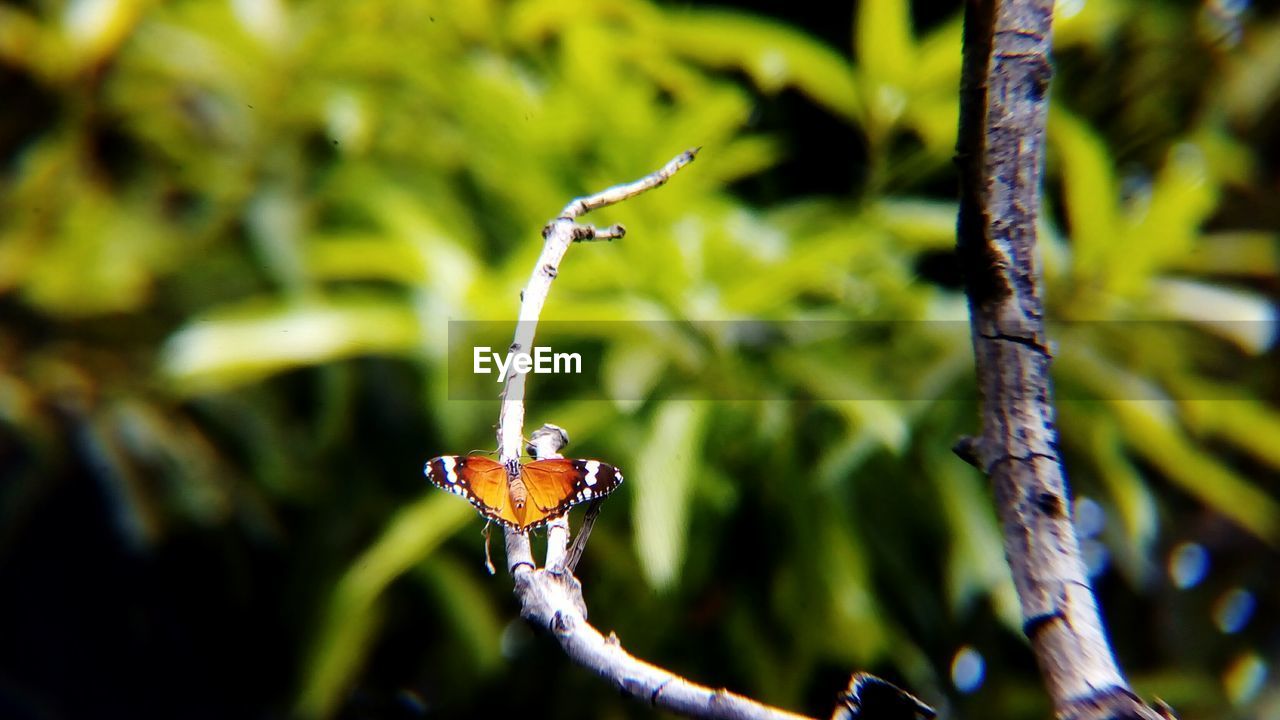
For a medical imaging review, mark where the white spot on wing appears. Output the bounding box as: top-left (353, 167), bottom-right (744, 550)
top-left (582, 486), bottom-right (593, 500)
top-left (584, 460), bottom-right (600, 487)
top-left (439, 456), bottom-right (458, 483)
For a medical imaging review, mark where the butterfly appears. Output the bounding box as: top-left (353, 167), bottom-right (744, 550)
top-left (424, 454), bottom-right (623, 532)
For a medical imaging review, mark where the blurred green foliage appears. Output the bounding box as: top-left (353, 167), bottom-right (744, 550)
top-left (1, 1), bottom-right (1278, 719)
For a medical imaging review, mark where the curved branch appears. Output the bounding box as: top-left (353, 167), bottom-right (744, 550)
top-left (495, 150), bottom-right (809, 720)
top-left (514, 564), bottom-right (814, 720)
top-left (495, 148), bottom-right (699, 473)
top-left (488, 152), bottom-right (929, 720)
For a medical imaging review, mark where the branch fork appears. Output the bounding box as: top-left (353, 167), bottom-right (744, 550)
top-left (482, 150), bottom-right (928, 719)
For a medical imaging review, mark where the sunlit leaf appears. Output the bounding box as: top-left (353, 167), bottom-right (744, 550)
top-left (663, 9), bottom-right (862, 122)
top-left (871, 198), bottom-right (958, 250)
top-left (1179, 392), bottom-right (1280, 472)
top-left (602, 339), bottom-right (667, 412)
top-left (1112, 400), bottom-right (1280, 544)
top-left (1048, 108), bottom-right (1120, 281)
top-left (162, 296), bottom-right (421, 392)
top-left (912, 14), bottom-right (963, 90)
top-left (62, 0), bottom-right (145, 70)
top-left (306, 233), bottom-right (427, 284)
top-left (856, 0), bottom-right (915, 131)
top-left (1117, 142), bottom-right (1219, 293)
top-left (1149, 278), bottom-right (1278, 353)
top-left (633, 401), bottom-right (708, 589)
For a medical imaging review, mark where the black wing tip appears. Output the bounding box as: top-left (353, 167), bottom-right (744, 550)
top-left (572, 458), bottom-right (625, 480)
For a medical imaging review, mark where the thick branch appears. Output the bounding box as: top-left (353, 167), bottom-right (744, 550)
top-left (514, 565), bottom-right (814, 720)
top-left (510, 426), bottom-right (813, 720)
top-left (954, 2), bottom-right (1169, 719)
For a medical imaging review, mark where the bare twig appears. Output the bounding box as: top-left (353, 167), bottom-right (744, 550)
top-left (559, 148), bottom-right (699, 219)
top-left (496, 148), bottom-right (698, 484)
top-left (492, 150), bottom-right (929, 720)
top-left (954, 2), bottom-right (1171, 719)
top-left (496, 150), bottom-right (808, 719)
top-left (516, 563), bottom-right (815, 720)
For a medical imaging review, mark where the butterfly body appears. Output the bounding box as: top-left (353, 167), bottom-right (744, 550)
top-left (424, 454), bottom-right (623, 532)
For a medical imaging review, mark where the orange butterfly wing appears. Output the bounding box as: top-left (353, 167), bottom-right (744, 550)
top-left (425, 455), bottom-right (624, 532)
top-left (521, 458), bottom-right (624, 522)
top-left (424, 455), bottom-right (520, 528)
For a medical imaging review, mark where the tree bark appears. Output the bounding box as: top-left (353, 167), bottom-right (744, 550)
top-left (953, 2), bottom-right (1171, 718)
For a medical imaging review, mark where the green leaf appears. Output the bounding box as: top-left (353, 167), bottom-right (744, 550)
top-left (1149, 278), bottom-right (1277, 354)
top-left (632, 401), bottom-right (709, 589)
top-left (1117, 142), bottom-right (1219, 293)
top-left (815, 433), bottom-right (878, 489)
top-left (1171, 231), bottom-right (1280, 278)
top-left (306, 232), bottom-right (427, 284)
top-left (1113, 400), bottom-right (1280, 544)
top-left (856, 0), bottom-right (916, 91)
top-left (663, 9), bottom-right (862, 122)
top-left (1180, 392), bottom-right (1280, 472)
top-left (1048, 108), bottom-right (1121, 280)
top-left (1081, 414), bottom-right (1159, 586)
top-left (817, 511), bottom-right (887, 663)
top-left (929, 449), bottom-right (1020, 629)
top-left (296, 494), bottom-right (473, 719)
top-left (415, 558), bottom-right (504, 672)
top-left (871, 197), bottom-right (959, 251)
top-left (778, 354), bottom-right (909, 453)
top-left (162, 295), bottom-right (421, 393)
top-left (912, 14), bottom-right (963, 90)
top-left (602, 339), bottom-right (668, 412)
